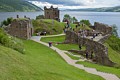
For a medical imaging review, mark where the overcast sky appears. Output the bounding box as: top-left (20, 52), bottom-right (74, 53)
top-left (28, 0), bottom-right (120, 9)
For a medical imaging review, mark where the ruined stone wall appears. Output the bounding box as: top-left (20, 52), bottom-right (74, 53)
top-left (94, 22), bottom-right (112, 35)
top-left (6, 19), bottom-right (33, 39)
top-left (65, 31), bottom-right (114, 66)
top-left (64, 31), bottom-right (78, 44)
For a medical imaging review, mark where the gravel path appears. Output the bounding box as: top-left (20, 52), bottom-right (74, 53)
top-left (31, 36), bottom-right (120, 80)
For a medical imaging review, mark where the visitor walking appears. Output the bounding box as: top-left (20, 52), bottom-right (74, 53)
top-left (48, 42), bottom-right (52, 47)
top-left (86, 51), bottom-right (89, 59)
top-left (44, 31), bottom-right (46, 36)
top-left (79, 45), bottom-right (82, 50)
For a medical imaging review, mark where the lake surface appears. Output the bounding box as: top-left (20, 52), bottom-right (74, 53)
top-left (0, 11), bottom-right (120, 36)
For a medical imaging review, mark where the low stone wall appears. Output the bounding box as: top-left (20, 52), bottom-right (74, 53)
top-left (65, 31), bottom-right (115, 66)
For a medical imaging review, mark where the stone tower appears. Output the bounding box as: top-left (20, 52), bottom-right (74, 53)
top-left (44, 6), bottom-right (60, 22)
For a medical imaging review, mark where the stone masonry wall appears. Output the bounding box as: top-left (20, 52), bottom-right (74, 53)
top-left (65, 31), bottom-right (115, 66)
top-left (6, 19), bottom-right (33, 39)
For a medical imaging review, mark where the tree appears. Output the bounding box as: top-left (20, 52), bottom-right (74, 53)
top-left (2, 20), bottom-right (8, 26)
top-left (80, 20), bottom-right (91, 26)
top-left (7, 17), bottom-right (13, 24)
top-left (63, 14), bottom-right (72, 23)
top-left (72, 17), bottom-right (78, 23)
top-left (111, 24), bottom-right (118, 37)
top-left (1, 17), bottom-right (13, 26)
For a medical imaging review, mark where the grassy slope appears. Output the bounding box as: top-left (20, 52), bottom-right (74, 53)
top-left (41, 35), bottom-right (120, 78)
top-left (105, 43), bottom-right (120, 66)
top-left (33, 19), bottom-right (65, 35)
top-left (0, 41), bottom-right (104, 80)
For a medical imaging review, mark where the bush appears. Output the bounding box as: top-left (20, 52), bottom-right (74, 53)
top-left (0, 28), bottom-right (25, 54)
top-left (1, 17), bottom-right (13, 26)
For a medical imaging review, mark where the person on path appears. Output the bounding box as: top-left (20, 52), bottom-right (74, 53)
top-left (86, 51), bottom-right (89, 59)
top-left (44, 31), bottom-right (46, 36)
top-left (79, 45), bottom-right (82, 50)
top-left (48, 42), bottom-right (52, 47)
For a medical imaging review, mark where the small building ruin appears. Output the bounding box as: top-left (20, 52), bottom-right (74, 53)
top-left (6, 17), bottom-right (34, 39)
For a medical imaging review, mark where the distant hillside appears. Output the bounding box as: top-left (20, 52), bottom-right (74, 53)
top-left (0, 0), bottom-right (43, 12)
top-left (66, 6), bottom-right (120, 12)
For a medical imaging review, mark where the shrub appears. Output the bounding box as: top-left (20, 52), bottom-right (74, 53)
top-left (0, 28), bottom-right (25, 54)
top-left (1, 17), bottom-right (13, 26)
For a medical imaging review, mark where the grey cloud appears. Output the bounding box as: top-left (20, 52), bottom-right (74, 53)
top-left (27, 0), bottom-right (85, 6)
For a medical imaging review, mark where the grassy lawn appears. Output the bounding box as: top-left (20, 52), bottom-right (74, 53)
top-left (76, 61), bottom-right (120, 78)
top-left (65, 53), bottom-right (80, 60)
top-left (0, 41), bottom-right (104, 80)
top-left (41, 35), bottom-right (86, 51)
top-left (41, 35), bottom-right (81, 50)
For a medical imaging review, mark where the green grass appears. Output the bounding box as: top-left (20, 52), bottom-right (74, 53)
top-left (105, 43), bottom-right (120, 66)
top-left (65, 53), bottom-right (80, 60)
top-left (76, 61), bottom-right (120, 78)
top-left (55, 44), bottom-right (80, 50)
top-left (41, 35), bottom-right (120, 79)
top-left (41, 35), bottom-right (65, 43)
top-left (41, 35), bottom-right (80, 50)
top-left (0, 41), bottom-right (104, 80)
top-left (32, 19), bottom-right (65, 35)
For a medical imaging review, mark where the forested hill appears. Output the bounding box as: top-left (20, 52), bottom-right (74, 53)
top-left (65, 6), bottom-right (120, 12)
top-left (0, 0), bottom-right (43, 12)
